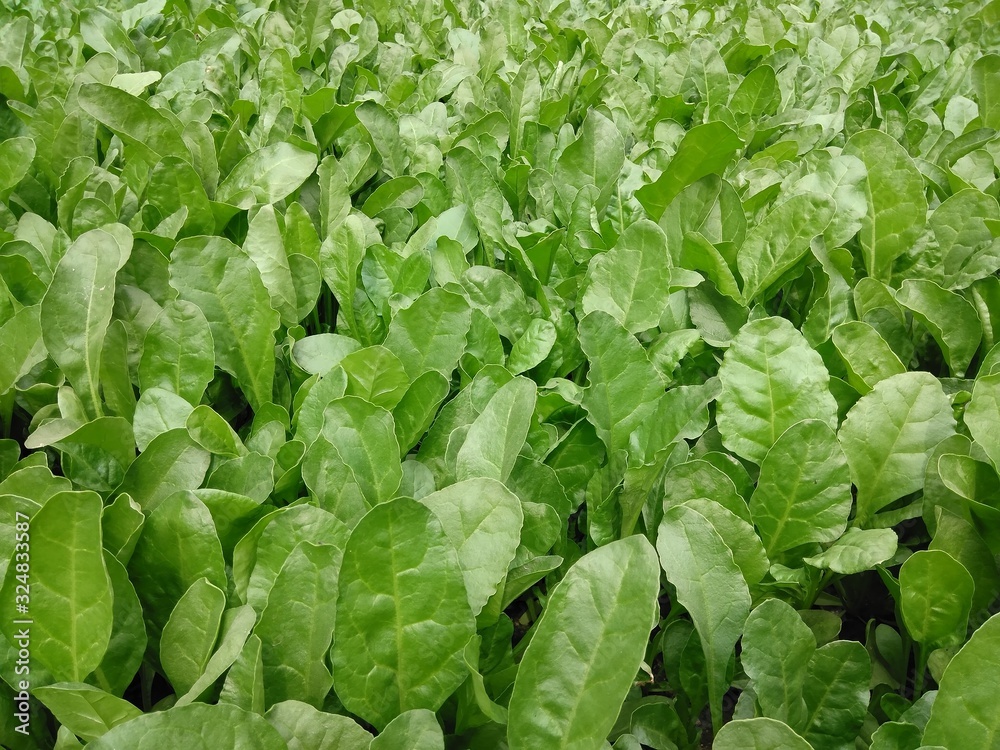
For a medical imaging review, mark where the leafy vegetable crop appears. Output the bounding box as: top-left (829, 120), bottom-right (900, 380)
top-left (0, 0), bottom-right (999, 748)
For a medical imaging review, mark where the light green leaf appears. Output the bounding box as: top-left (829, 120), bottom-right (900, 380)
top-left (895, 279), bottom-right (981, 377)
top-left (923, 612), bottom-right (1000, 748)
top-left (127, 490), bottom-right (225, 647)
top-left (339, 345), bottom-right (410, 409)
top-left (456, 377), bottom-right (536, 483)
top-left (507, 536), bottom-right (659, 750)
top-left (580, 220), bottom-right (674, 333)
top-left (0, 492), bottom-right (112, 682)
top-left (963, 373), bottom-right (1000, 472)
top-left (383, 288), bottom-right (472, 380)
top-left (332, 498), bottom-right (476, 729)
top-left (742, 599), bottom-right (814, 727)
top-left (971, 54), bottom-right (1000, 130)
top-left (169, 236), bottom-right (280, 411)
top-left (256, 542), bottom-right (340, 708)
top-left (176, 605), bottom-right (256, 708)
top-left (832, 322), bottom-right (906, 394)
top-left (717, 317), bottom-right (838, 464)
top-left (78, 83), bottom-right (190, 165)
top-left (33, 683), bottom-right (142, 742)
top-left (838, 372), bottom-right (955, 523)
top-left (217, 143), bottom-right (318, 210)
top-left (737, 192), bottom-right (836, 302)
top-left (803, 528), bottom-right (898, 575)
top-left (714, 718), bottom-right (813, 750)
top-left (553, 109), bottom-right (625, 221)
top-left (801, 640), bottom-right (871, 750)
top-left (750, 420), bottom-right (852, 556)
top-left (843, 129), bottom-right (927, 283)
top-left (636, 122), bottom-right (744, 221)
top-left (160, 578), bottom-right (226, 698)
top-left (41, 228), bottom-right (131, 417)
top-left (265, 700), bottom-right (373, 750)
top-left (420, 478), bottom-right (523, 616)
top-left (371, 709), bottom-right (444, 750)
top-left (657, 504), bottom-right (750, 733)
top-left (116, 421), bottom-right (209, 506)
top-left (579, 311), bottom-right (665, 454)
top-left (87, 703), bottom-right (287, 749)
top-left (900, 550), bottom-right (974, 650)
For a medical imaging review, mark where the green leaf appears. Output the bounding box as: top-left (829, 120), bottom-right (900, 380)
top-left (255, 542), bottom-right (340, 708)
top-left (636, 122), bottom-right (744, 221)
top-left (265, 700), bottom-right (373, 750)
top-left (580, 220), bottom-right (675, 333)
top-left (964, 373), bottom-right (1000, 472)
top-left (318, 396), bottom-right (401, 508)
top-left (114, 429), bottom-right (210, 512)
top-left (217, 143), bottom-right (318, 210)
top-left (737, 192), bottom-right (836, 302)
top-left (1, 491), bottom-right (112, 682)
top-left (383, 288), bottom-right (472, 380)
top-left (931, 189), bottom-right (1000, 291)
top-left (832, 322), bottom-right (906, 394)
top-left (371, 709), bottom-right (445, 750)
top-left (78, 83), bottom-right (190, 166)
top-left (507, 536), bottom-right (659, 750)
top-left (41, 228), bottom-right (130, 417)
top-left (169, 236), bottom-right (280, 411)
top-left (579, 311), bottom-right (665, 454)
top-left (127, 490), bottom-right (225, 648)
top-left (0, 137), bottom-right (35, 197)
top-left (750, 420), bottom-right (852, 556)
top-left (176, 605), bottom-right (256, 707)
top-left (507, 318), bottom-right (557, 375)
top-left (138, 299), bottom-right (215, 407)
top-left (838, 372), bottom-right (955, 523)
top-left (657, 504), bottom-right (750, 733)
top-left (87, 703), bottom-right (287, 749)
top-left (420, 478), bottom-right (523, 616)
top-left (456, 377), bottom-right (536, 483)
top-left (339, 345), bottom-right (410, 409)
top-left (714, 718), bottom-right (813, 750)
top-left (900, 550), bottom-right (974, 650)
top-left (742, 599), bottom-right (814, 727)
top-left (33, 683), bottom-right (142, 742)
top-left (843, 129), bottom-right (927, 283)
top-left (332, 497), bottom-right (475, 729)
top-left (717, 317), bottom-right (838, 464)
top-left (553, 109), bottom-right (625, 221)
top-left (895, 280), bottom-right (981, 377)
top-left (160, 578), bottom-right (226, 698)
top-left (801, 640), bottom-right (870, 750)
top-left (971, 54), bottom-right (1000, 131)
top-left (0, 305), bottom-right (45, 395)
top-left (803, 528), bottom-right (898, 575)
top-left (923, 612), bottom-right (1000, 748)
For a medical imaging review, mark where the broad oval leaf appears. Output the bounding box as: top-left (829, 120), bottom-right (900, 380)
top-left (507, 536), bottom-right (659, 750)
top-left (332, 498), bottom-right (475, 729)
top-left (0, 491), bottom-right (113, 682)
top-left (839, 372), bottom-right (955, 524)
top-left (750, 420), bottom-right (852, 556)
top-left (717, 317), bottom-right (838, 464)
top-left (419, 478), bottom-right (523, 616)
top-left (900, 550), bottom-right (974, 650)
top-left (87, 702), bottom-right (287, 749)
top-left (923, 612), bottom-right (1000, 748)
